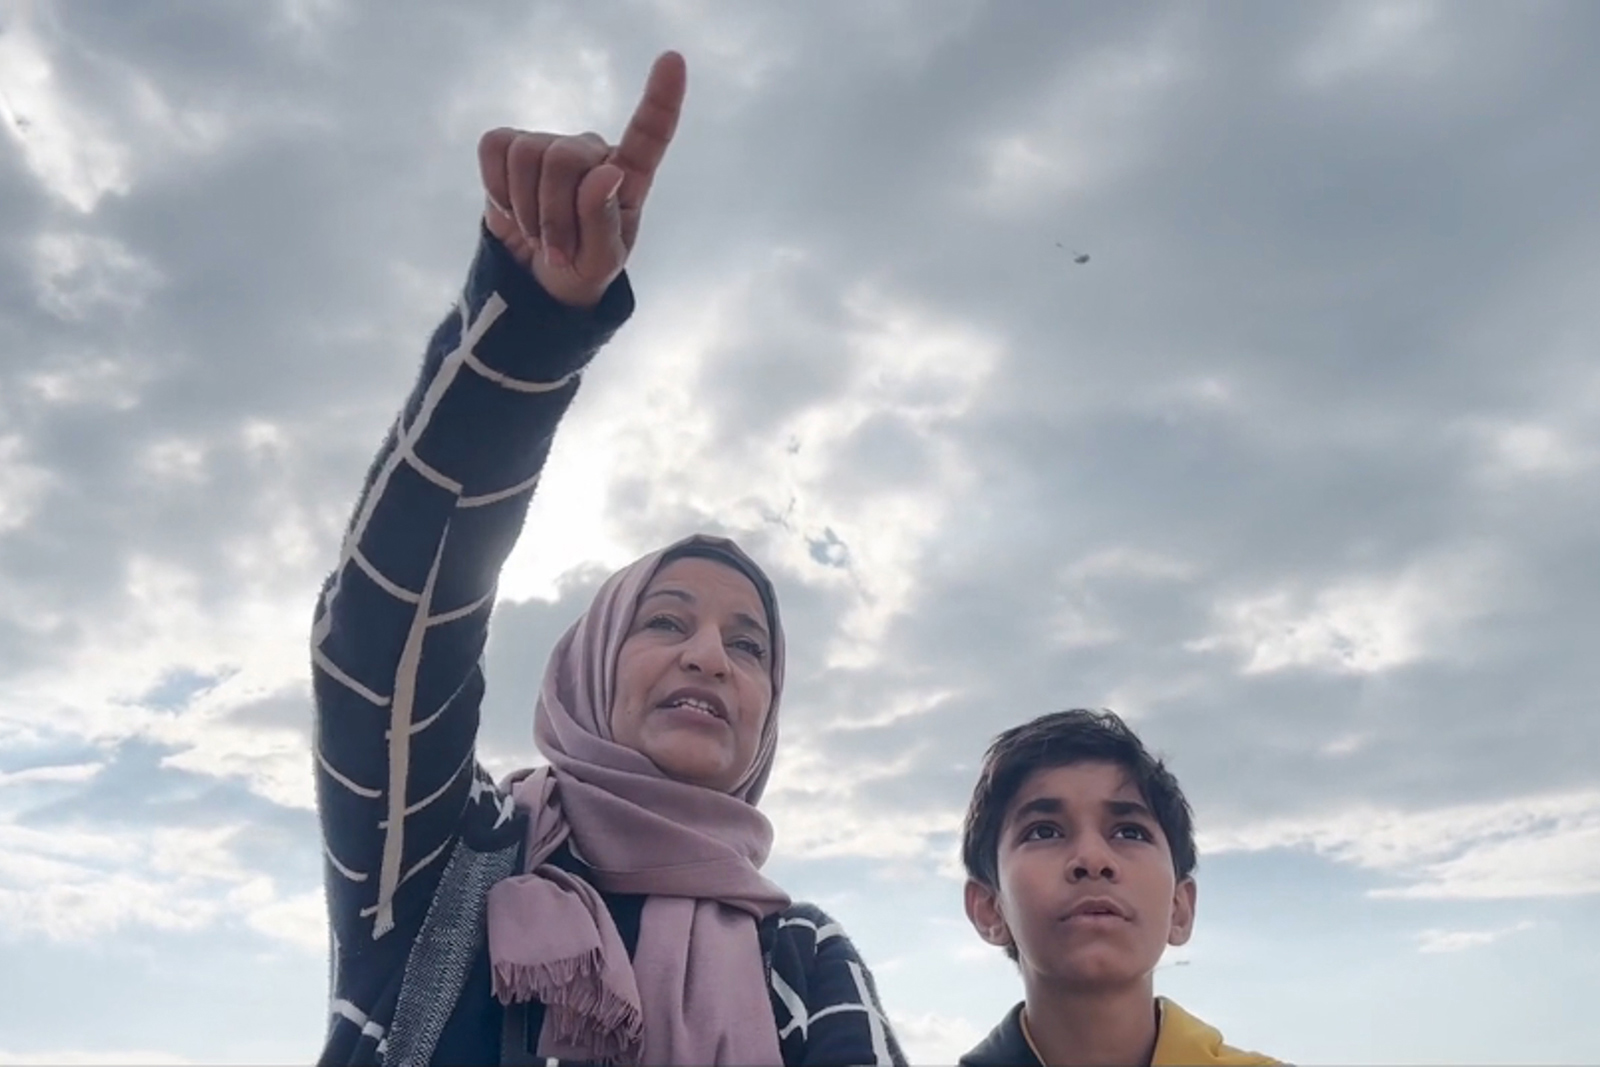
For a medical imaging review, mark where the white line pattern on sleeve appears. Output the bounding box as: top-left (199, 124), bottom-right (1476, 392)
top-left (319, 749), bottom-right (382, 799)
top-left (400, 439), bottom-right (464, 494)
top-left (779, 915), bottom-right (844, 943)
top-left (315, 291), bottom-right (508, 941)
top-left (314, 649), bottom-right (392, 708)
top-left (352, 547), bottom-right (422, 604)
top-left (378, 751), bottom-right (473, 825)
top-left (373, 536), bottom-right (443, 938)
top-left (847, 960), bottom-right (893, 1066)
top-left (427, 590), bottom-right (495, 628)
top-left (463, 347), bottom-right (579, 393)
top-left (332, 998), bottom-right (387, 1044)
top-left (458, 469), bottom-right (542, 509)
top-left (772, 970), bottom-right (808, 1040)
top-left (325, 844), bottom-right (368, 883)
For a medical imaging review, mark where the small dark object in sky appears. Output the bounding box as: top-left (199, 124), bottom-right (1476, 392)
top-left (1055, 241), bottom-right (1090, 264)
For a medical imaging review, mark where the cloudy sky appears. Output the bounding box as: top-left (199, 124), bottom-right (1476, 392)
top-left (2, 0), bottom-right (1598, 1062)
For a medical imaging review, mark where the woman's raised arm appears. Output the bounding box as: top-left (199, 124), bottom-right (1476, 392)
top-left (310, 51), bottom-right (685, 969)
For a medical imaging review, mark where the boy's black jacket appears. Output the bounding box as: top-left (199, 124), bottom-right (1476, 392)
top-left (959, 1004), bottom-right (1042, 1067)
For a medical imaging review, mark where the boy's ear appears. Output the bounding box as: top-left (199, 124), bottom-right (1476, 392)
top-left (964, 878), bottom-right (1013, 950)
top-left (1167, 876), bottom-right (1198, 947)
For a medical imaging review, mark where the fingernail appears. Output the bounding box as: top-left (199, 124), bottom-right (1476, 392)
top-left (604, 172), bottom-right (624, 204)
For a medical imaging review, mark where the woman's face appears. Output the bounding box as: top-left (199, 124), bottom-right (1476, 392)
top-left (610, 557), bottom-right (774, 793)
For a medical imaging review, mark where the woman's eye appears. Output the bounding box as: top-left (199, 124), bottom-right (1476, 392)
top-left (731, 637), bottom-right (767, 660)
top-left (645, 614), bottom-right (684, 633)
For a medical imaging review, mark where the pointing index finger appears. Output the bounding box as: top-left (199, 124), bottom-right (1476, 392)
top-left (610, 50), bottom-right (687, 209)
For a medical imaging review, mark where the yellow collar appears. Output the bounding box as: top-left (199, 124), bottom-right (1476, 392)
top-left (1021, 1000), bottom-right (1279, 1066)
top-left (1019, 1006), bottom-right (1047, 1065)
top-left (1152, 999), bottom-right (1280, 1066)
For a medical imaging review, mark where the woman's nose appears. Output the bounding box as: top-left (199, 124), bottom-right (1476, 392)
top-left (679, 626), bottom-right (730, 677)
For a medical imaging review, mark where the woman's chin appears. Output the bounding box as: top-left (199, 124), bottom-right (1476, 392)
top-left (640, 738), bottom-right (740, 791)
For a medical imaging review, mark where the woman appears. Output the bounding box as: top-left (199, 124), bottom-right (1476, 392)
top-left (311, 52), bottom-right (905, 1067)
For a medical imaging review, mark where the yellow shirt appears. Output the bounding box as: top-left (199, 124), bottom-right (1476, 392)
top-left (1151, 998), bottom-right (1281, 1066)
top-left (1020, 997), bottom-right (1281, 1066)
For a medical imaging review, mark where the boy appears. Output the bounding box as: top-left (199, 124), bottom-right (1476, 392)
top-left (958, 710), bottom-right (1280, 1066)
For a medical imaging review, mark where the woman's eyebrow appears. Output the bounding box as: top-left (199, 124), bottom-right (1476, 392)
top-left (731, 612), bottom-right (769, 639)
top-left (640, 590), bottom-right (768, 638)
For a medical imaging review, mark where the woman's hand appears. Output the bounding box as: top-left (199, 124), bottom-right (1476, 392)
top-left (478, 50), bottom-right (687, 309)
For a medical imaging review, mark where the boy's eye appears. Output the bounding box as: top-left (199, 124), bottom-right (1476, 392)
top-left (1021, 823), bottom-right (1063, 842)
top-left (1112, 824), bottom-right (1154, 843)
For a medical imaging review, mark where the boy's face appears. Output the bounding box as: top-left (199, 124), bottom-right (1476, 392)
top-left (964, 760), bottom-right (1196, 992)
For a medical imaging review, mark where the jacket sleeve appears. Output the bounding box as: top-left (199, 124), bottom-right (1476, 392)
top-left (311, 228), bottom-right (633, 957)
top-left (771, 904), bottom-right (908, 1067)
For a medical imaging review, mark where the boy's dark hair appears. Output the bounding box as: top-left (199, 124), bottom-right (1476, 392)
top-left (961, 709), bottom-right (1197, 893)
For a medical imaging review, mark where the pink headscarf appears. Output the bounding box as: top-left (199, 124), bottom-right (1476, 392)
top-left (486, 534), bottom-right (790, 1066)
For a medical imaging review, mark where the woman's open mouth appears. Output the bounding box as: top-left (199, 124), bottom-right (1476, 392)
top-left (657, 688), bottom-right (729, 722)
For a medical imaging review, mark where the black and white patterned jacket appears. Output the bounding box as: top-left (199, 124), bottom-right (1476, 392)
top-left (311, 231), bottom-right (906, 1067)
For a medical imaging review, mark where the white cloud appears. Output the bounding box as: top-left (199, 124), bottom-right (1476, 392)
top-left (24, 353), bottom-right (153, 410)
top-left (0, 761), bottom-right (101, 787)
top-left (441, 26), bottom-right (620, 143)
top-left (765, 737), bottom-right (964, 866)
top-left (638, 0), bottom-right (796, 94)
top-left (160, 707), bottom-right (316, 812)
top-left (890, 1010), bottom-right (986, 1066)
top-left (1472, 419), bottom-right (1596, 479)
top-left (1416, 919), bottom-right (1534, 954)
top-left (0, 820), bottom-right (321, 951)
top-left (506, 255), bottom-right (1004, 672)
top-left (1296, 0), bottom-right (1448, 87)
top-left (238, 881), bottom-right (327, 955)
top-left (797, 284), bottom-right (1002, 667)
top-left (1461, 376), bottom-right (1600, 484)
top-left (0, 435), bottom-right (53, 535)
top-left (822, 686), bottom-right (960, 733)
top-left (0, 822), bottom-right (230, 941)
top-left (0, 2), bottom-right (301, 215)
top-left (139, 437), bottom-right (211, 485)
top-left (1187, 545), bottom-right (1504, 675)
top-left (0, 534), bottom-right (321, 810)
top-left (0, 11), bottom-right (131, 212)
top-left (972, 22), bottom-right (1190, 210)
top-left (1062, 546), bottom-right (1198, 585)
top-left (30, 230), bottom-right (164, 321)
top-left (1375, 824), bottom-right (1600, 901)
top-left (1207, 790), bottom-right (1600, 900)
top-left (271, 0), bottom-right (347, 55)
top-left (1049, 546), bottom-right (1199, 648)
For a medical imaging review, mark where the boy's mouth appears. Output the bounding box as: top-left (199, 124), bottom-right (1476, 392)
top-left (1061, 896), bottom-right (1131, 922)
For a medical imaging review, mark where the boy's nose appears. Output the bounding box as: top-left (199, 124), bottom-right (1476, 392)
top-left (1067, 836), bottom-right (1120, 881)
top-left (1069, 860), bottom-right (1118, 881)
